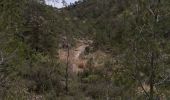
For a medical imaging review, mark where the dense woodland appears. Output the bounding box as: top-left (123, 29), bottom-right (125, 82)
top-left (0, 0), bottom-right (170, 100)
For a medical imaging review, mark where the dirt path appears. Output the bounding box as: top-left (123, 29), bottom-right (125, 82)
top-left (74, 45), bottom-right (87, 59)
top-left (58, 39), bottom-right (92, 73)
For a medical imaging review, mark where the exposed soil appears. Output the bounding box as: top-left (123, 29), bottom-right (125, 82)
top-left (58, 39), bottom-right (92, 73)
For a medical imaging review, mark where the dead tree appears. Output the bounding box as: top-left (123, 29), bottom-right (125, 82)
top-left (65, 37), bottom-right (69, 94)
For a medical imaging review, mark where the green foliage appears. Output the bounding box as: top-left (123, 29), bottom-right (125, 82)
top-left (0, 0), bottom-right (170, 99)
top-left (66, 0), bottom-right (170, 99)
top-left (0, 0), bottom-right (64, 99)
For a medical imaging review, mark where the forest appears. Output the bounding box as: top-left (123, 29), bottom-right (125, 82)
top-left (0, 0), bottom-right (170, 100)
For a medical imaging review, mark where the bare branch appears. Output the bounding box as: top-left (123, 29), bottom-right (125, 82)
top-left (155, 76), bottom-right (170, 86)
top-left (147, 6), bottom-right (155, 17)
top-left (0, 48), bottom-right (18, 65)
top-left (132, 74), bottom-right (150, 98)
top-left (4, 48), bottom-right (18, 61)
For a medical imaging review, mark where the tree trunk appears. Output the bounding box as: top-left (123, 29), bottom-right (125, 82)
top-left (65, 40), bottom-right (69, 95)
top-left (149, 52), bottom-right (154, 100)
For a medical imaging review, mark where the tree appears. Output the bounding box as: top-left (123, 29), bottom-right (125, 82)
top-left (0, 0), bottom-right (63, 99)
top-left (122, 0), bottom-right (170, 99)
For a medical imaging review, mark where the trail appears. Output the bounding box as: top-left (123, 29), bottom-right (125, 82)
top-left (74, 45), bottom-right (87, 59)
top-left (58, 39), bottom-right (91, 73)
top-left (71, 44), bottom-right (88, 73)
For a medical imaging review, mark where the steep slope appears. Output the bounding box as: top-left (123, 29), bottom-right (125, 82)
top-left (65, 0), bottom-right (131, 53)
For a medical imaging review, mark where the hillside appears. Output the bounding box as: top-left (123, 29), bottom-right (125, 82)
top-left (0, 0), bottom-right (170, 100)
top-left (65, 0), bottom-right (132, 52)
